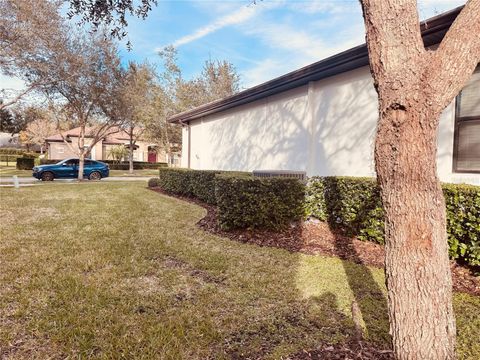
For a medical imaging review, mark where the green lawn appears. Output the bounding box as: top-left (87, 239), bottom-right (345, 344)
top-left (0, 166), bottom-right (159, 178)
top-left (0, 182), bottom-right (478, 359)
top-left (0, 166), bottom-right (31, 177)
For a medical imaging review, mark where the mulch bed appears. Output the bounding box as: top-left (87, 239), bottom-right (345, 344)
top-left (150, 188), bottom-right (480, 297)
top-left (290, 340), bottom-right (393, 360)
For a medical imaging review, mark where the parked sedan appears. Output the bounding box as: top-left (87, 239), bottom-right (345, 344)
top-left (32, 158), bottom-right (109, 181)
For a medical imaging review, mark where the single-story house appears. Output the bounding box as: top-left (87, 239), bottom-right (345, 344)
top-left (46, 126), bottom-right (181, 165)
top-left (169, 7), bottom-right (479, 186)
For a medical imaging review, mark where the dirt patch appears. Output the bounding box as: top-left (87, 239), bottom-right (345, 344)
top-left (150, 188), bottom-right (480, 296)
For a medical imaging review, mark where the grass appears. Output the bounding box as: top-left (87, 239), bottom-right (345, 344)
top-left (0, 166), bottom-right (159, 178)
top-left (0, 166), bottom-right (31, 177)
top-left (0, 182), bottom-right (478, 359)
top-left (108, 169), bottom-right (159, 177)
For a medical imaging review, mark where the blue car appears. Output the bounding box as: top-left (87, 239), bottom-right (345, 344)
top-left (32, 158), bottom-right (109, 181)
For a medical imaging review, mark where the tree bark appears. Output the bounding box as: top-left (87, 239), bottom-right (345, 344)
top-left (129, 127), bottom-right (134, 174)
top-left (375, 107), bottom-right (455, 359)
top-left (78, 133), bottom-right (85, 180)
top-left (359, 0), bottom-right (480, 358)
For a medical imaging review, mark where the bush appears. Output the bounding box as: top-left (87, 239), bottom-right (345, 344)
top-left (443, 184), bottom-right (480, 267)
top-left (0, 148), bottom-right (27, 155)
top-left (16, 156), bottom-right (35, 170)
top-left (148, 177), bottom-right (161, 188)
top-left (103, 160), bottom-right (168, 170)
top-left (305, 176), bottom-right (480, 267)
top-left (158, 168), bottom-right (197, 197)
top-left (158, 168), bottom-right (250, 204)
top-left (215, 174), bottom-right (305, 230)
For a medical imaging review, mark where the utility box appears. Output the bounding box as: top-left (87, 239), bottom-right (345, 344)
top-left (253, 170), bottom-right (307, 181)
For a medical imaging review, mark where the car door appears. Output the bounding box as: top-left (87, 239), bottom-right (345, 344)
top-left (56, 159), bottom-right (77, 178)
top-left (83, 160), bottom-right (93, 177)
top-left (70, 159), bottom-right (79, 178)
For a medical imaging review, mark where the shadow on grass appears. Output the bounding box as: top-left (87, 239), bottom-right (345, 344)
top-left (324, 178), bottom-right (390, 344)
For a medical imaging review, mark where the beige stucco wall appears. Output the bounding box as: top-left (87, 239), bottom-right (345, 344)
top-left (182, 66), bottom-right (479, 185)
top-left (48, 142), bottom-right (77, 160)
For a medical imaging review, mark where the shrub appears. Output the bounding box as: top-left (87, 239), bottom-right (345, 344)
top-left (158, 168), bottom-right (250, 204)
top-left (158, 168), bottom-right (196, 197)
top-left (305, 176), bottom-right (480, 267)
top-left (0, 148), bottom-right (27, 155)
top-left (443, 184), bottom-right (480, 267)
top-left (102, 160), bottom-right (168, 170)
top-left (215, 174), bottom-right (306, 230)
top-left (147, 177), bottom-right (161, 188)
top-left (16, 156), bottom-right (35, 170)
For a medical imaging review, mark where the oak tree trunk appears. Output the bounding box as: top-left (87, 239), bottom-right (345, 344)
top-left (78, 134), bottom-right (85, 180)
top-left (375, 107), bottom-right (455, 359)
top-left (359, 0), bottom-right (480, 358)
top-left (129, 127), bottom-right (134, 174)
top-left (129, 141), bottom-right (134, 174)
top-left (78, 151), bottom-right (85, 180)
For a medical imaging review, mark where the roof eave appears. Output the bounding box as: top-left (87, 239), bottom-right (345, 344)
top-left (168, 5), bottom-right (463, 124)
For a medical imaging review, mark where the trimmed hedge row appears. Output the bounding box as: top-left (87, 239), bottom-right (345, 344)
top-left (215, 174), bottom-right (305, 230)
top-left (0, 148), bottom-right (29, 155)
top-left (157, 168), bottom-right (305, 229)
top-left (102, 160), bottom-right (168, 170)
top-left (158, 168), bottom-right (250, 204)
top-left (305, 176), bottom-right (480, 267)
top-left (16, 157), bottom-right (35, 170)
top-left (155, 168), bottom-right (478, 266)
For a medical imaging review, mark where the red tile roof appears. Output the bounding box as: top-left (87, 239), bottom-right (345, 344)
top-left (46, 126), bottom-right (142, 144)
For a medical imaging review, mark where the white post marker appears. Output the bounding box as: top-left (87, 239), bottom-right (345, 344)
top-left (13, 175), bottom-right (19, 189)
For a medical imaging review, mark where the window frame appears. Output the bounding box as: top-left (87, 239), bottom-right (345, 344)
top-left (452, 69), bottom-right (480, 174)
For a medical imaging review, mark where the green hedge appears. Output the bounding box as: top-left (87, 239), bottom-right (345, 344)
top-left (215, 174), bottom-right (305, 230)
top-left (0, 148), bottom-right (28, 155)
top-left (443, 184), bottom-right (480, 267)
top-left (103, 160), bottom-right (168, 170)
top-left (16, 156), bottom-right (35, 170)
top-left (305, 176), bottom-right (480, 267)
top-left (158, 168), bottom-right (250, 204)
top-left (158, 168), bottom-right (304, 230)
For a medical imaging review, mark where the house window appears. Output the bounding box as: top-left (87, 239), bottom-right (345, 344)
top-left (453, 68), bottom-right (480, 173)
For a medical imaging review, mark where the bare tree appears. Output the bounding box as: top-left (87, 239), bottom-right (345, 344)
top-left (359, 1), bottom-right (480, 358)
top-left (18, 107), bottom-right (56, 154)
top-left (152, 46), bottom-right (241, 159)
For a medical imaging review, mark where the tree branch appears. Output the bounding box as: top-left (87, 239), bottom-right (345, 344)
top-left (426, 0), bottom-right (480, 109)
top-left (0, 84), bottom-right (37, 110)
top-left (359, 0), bottom-right (426, 98)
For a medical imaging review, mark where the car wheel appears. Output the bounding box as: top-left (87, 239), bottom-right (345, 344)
top-left (41, 172), bottom-right (54, 181)
top-left (89, 171), bottom-right (102, 180)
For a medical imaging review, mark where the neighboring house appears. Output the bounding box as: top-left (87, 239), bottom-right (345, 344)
top-left (46, 127), bottom-right (180, 164)
top-left (169, 7), bottom-right (479, 186)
